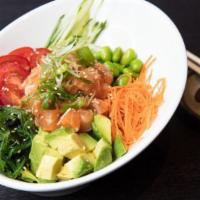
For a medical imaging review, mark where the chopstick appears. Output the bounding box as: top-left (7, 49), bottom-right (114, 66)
top-left (187, 50), bottom-right (200, 75)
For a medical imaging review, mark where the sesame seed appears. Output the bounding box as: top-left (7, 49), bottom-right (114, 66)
top-left (2, 87), bottom-right (9, 92)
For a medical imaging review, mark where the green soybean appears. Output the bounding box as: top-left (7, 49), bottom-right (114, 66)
top-left (130, 59), bottom-right (143, 73)
top-left (112, 47), bottom-right (123, 63)
top-left (122, 67), bottom-right (133, 76)
top-left (101, 46), bottom-right (112, 61)
top-left (116, 74), bottom-right (131, 86)
top-left (121, 48), bottom-right (137, 66)
top-left (113, 62), bottom-right (124, 73)
top-left (94, 51), bottom-right (102, 60)
top-left (105, 61), bottom-right (120, 77)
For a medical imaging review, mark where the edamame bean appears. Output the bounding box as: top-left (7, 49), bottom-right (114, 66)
top-left (122, 67), bottom-right (133, 76)
top-left (113, 62), bottom-right (124, 73)
top-left (130, 59), bottom-right (143, 73)
top-left (116, 74), bottom-right (131, 86)
top-left (121, 48), bottom-right (137, 66)
top-left (105, 61), bottom-right (120, 77)
top-left (112, 47), bottom-right (123, 63)
top-left (94, 51), bottom-right (102, 60)
top-left (101, 46), bottom-right (112, 62)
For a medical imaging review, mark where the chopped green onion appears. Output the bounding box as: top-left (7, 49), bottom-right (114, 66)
top-left (76, 46), bottom-right (95, 66)
top-left (61, 97), bottom-right (87, 113)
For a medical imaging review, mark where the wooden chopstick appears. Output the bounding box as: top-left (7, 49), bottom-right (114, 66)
top-left (187, 50), bottom-right (200, 75)
top-left (187, 50), bottom-right (200, 65)
top-left (187, 59), bottom-right (200, 75)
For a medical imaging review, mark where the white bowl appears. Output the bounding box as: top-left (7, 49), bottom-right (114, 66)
top-left (0, 0), bottom-right (187, 196)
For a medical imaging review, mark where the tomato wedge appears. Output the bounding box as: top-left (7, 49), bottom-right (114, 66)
top-left (0, 83), bottom-right (24, 106)
top-left (0, 55), bottom-right (31, 72)
top-left (0, 62), bottom-right (29, 105)
top-left (9, 47), bottom-right (51, 68)
top-left (9, 47), bottom-right (35, 62)
top-left (30, 48), bottom-right (51, 68)
top-left (0, 46), bottom-right (50, 105)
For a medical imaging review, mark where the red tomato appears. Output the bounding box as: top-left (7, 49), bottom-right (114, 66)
top-left (0, 83), bottom-right (24, 105)
top-left (0, 47), bottom-right (50, 105)
top-left (0, 62), bottom-right (29, 105)
top-left (30, 48), bottom-right (51, 68)
top-left (0, 55), bottom-right (30, 72)
top-left (9, 47), bottom-right (35, 62)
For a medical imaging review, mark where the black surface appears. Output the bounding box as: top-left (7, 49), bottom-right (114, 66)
top-left (0, 0), bottom-right (200, 199)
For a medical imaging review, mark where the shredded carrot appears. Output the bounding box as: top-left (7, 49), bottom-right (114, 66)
top-left (109, 56), bottom-right (166, 147)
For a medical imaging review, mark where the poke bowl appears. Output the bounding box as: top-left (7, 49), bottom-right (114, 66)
top-left (0, 0), bottom-right (187, 196)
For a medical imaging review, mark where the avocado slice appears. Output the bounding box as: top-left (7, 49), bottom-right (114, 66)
top-left (91, 122), bottom-right (101, 139)
top-left (47, 133), bottom-right (86, 159)
top-left (113, 134), bottom-right (127, 159)
top-left (57, 155), bottom-right (93, 180)
top-left (94, 139), bottom-right (112, 171)
top-left (45, 127), bottom-right (73, 143)
top-left (21, 169), bottom-right (56, 183)
top-left (29, 130), bottom-right (49, 173)
top-left (92, 114), bottom-right (112, 144)
top-left (79, 133), bottom-right (97, 151)
top-left (21, 169), bottom-right (39, 183)
top-left (86, 152), bottom-right (96, 167)
top-left (36, 153), bottom-right (63, 181)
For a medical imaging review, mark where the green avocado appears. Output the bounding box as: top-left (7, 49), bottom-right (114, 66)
top-left (21, 169), bottom-right (38, 183)
top-left (29, 129), bottom-right (49, 173)
top-left (57, 154), bottom-right (93, 180)
top-left (93, 139), bottom-right (112, 171)
top-left (36, 153), bottom-right (63, 181)
top-left (84, 153), bottom-right (96, 166)
top-left (21, 169), bottom-right (56, 183)
top-left (92, 114), bottom-right (112, 144)
top-left (91, 122), bottom-right (101, 139)
top-left (45, 127), bottom-right (73, 146)
top-left (47, 132), bottom-right (86, 159)
top-left (79, 133), bottom-right (97, 151)
top-left (113, 134), bottom-right (127, 159)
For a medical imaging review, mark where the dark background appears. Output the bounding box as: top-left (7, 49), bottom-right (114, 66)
top-left (0, 0), bottom-right (200, 199)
